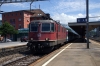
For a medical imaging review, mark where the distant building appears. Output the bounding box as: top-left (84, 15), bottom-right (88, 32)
top-left (2, 9), bottom-right (51, 30)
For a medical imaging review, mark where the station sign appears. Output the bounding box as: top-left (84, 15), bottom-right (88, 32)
top-left (77, 18), bottom-right (86, 23)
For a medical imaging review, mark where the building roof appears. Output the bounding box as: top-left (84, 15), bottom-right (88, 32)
top-left (2, 9), bottom-right (51, 19)
top-left (29, 9), bottom-right (51, 19)
top-left (28, 9), bottom-right (46, 17)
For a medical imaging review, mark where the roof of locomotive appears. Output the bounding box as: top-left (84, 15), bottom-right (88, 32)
top-left (61, 24), bottom-right (79, 35)
top-left (30, 20), bottom-right (54, 23)
top-left (30, 20), bottom-right (64, 25)
top-left (30, 20), bottom-right (66, 28)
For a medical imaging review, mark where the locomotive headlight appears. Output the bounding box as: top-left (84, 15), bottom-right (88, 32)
top-left (31, 38), bottom-right (33, 40)
top-left (45, 38), bottom-right (49, 41)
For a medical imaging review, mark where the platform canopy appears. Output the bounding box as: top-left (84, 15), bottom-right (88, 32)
top-left (68, 21), bottom-right (100, 37)
top-left (69, 21), bottom-right (100, 31)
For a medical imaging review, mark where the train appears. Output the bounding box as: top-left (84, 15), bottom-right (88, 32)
top-left (27, 20), bottom-right (79, 53)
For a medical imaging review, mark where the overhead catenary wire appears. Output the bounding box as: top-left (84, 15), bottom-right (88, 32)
top-left (89, 16), bottom-right (100, 18)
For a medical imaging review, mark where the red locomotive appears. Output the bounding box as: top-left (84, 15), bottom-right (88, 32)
top-left (27, 20), bottom-right (67, 53)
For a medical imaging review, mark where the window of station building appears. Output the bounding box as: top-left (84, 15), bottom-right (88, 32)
top-left (51, 23), bottom-right (54, 32)
top-left (19, 18), bottom-right (21, 21)
top-left (10, 21), bottom-right (15, 25)
top-left (19, 24), bottom-right (22, 29)
top-left (20, 13), bottom-right (22, 15)
top-left (42, 23), bottom-right (50, 32)
top-left (10, 19), bottom-right (15, 25)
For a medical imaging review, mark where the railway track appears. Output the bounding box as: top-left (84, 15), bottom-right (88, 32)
top-left (0, 45), bottom-right (28, 58)
top-left (0, 39), bottom-right (80, 66)
top-left (0, 45), bottom-right (32, 66)
top-left (3, 55), bottom-right (44, 66)
top-left (0, 43), bottom-right (65, 66)
top-left (0, 44), bottom-right (46, 66)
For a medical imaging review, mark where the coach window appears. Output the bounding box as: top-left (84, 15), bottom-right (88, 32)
top-left (30, 23), bottom-right (38, 32)
top-left (51, 23), bottom-right (54, 32)
top-left (19, 24), bottom-right (22, 29)
top-left (42, 23), bottom-right (50, 32)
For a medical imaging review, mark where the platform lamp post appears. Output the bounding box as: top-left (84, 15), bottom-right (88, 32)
top-left (86, 0), bottom-right (89, 49)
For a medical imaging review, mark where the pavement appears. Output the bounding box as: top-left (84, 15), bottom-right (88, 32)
top-left (0, 41), bottom-right (27, 48)
top-left (32, 40), bottom-right (100, 66)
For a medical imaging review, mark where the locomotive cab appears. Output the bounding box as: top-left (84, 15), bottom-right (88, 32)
top-left (27, 20), bottom-right (67, 53)
top-left (27, 20), bottom-right (56, 53)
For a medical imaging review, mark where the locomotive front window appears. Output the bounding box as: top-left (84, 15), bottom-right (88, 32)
top-left (30, 23), bottom-right (38, 31)
top-left (42, 23), bottom-right (50, 31)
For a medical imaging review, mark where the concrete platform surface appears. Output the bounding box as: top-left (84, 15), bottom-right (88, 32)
top-left (0, 41), bottom-right (27, 48)
top-left (34, 40), bottom-right (100, 66)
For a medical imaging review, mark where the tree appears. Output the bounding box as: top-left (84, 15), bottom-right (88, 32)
top-left (0, 22), bottom-right (18, 42)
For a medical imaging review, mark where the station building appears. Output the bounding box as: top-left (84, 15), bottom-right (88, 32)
top-left (1, 9), bottom-right (51, 41)
top-left (2, 9), bottom-right (50, 29)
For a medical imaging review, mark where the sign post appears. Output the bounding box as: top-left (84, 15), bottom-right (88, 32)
top-left (86, 0), bottom-right (89, 49)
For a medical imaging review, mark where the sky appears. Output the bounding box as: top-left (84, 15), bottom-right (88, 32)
top-left (0, 0), bottom-right (100, 24)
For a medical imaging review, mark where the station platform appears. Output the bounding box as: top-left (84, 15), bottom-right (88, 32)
top-left (33, 40), bottom-right (100, 66)
top-left (0, 41), bottom-right (27, 48)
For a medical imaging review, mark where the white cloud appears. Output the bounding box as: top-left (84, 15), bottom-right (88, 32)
top-left (50, 0), bottom-right (100, 24)
top-left (51, 12), bottom-right (100, 24)
top-left (51, 13), bottom-right (85, 24)
top-left (4, 3), bottom-right (29, 8)
top-left (54, 0), bottom-right (86, 13)
top-left (53, 0), bottom-right (100, 13)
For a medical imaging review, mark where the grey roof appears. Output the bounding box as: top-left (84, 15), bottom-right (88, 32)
top-left (61, 24), bottom-right (79, 35)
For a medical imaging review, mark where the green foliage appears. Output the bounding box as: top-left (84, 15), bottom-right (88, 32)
top-left (0, 22), bottom-right (18, 36)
